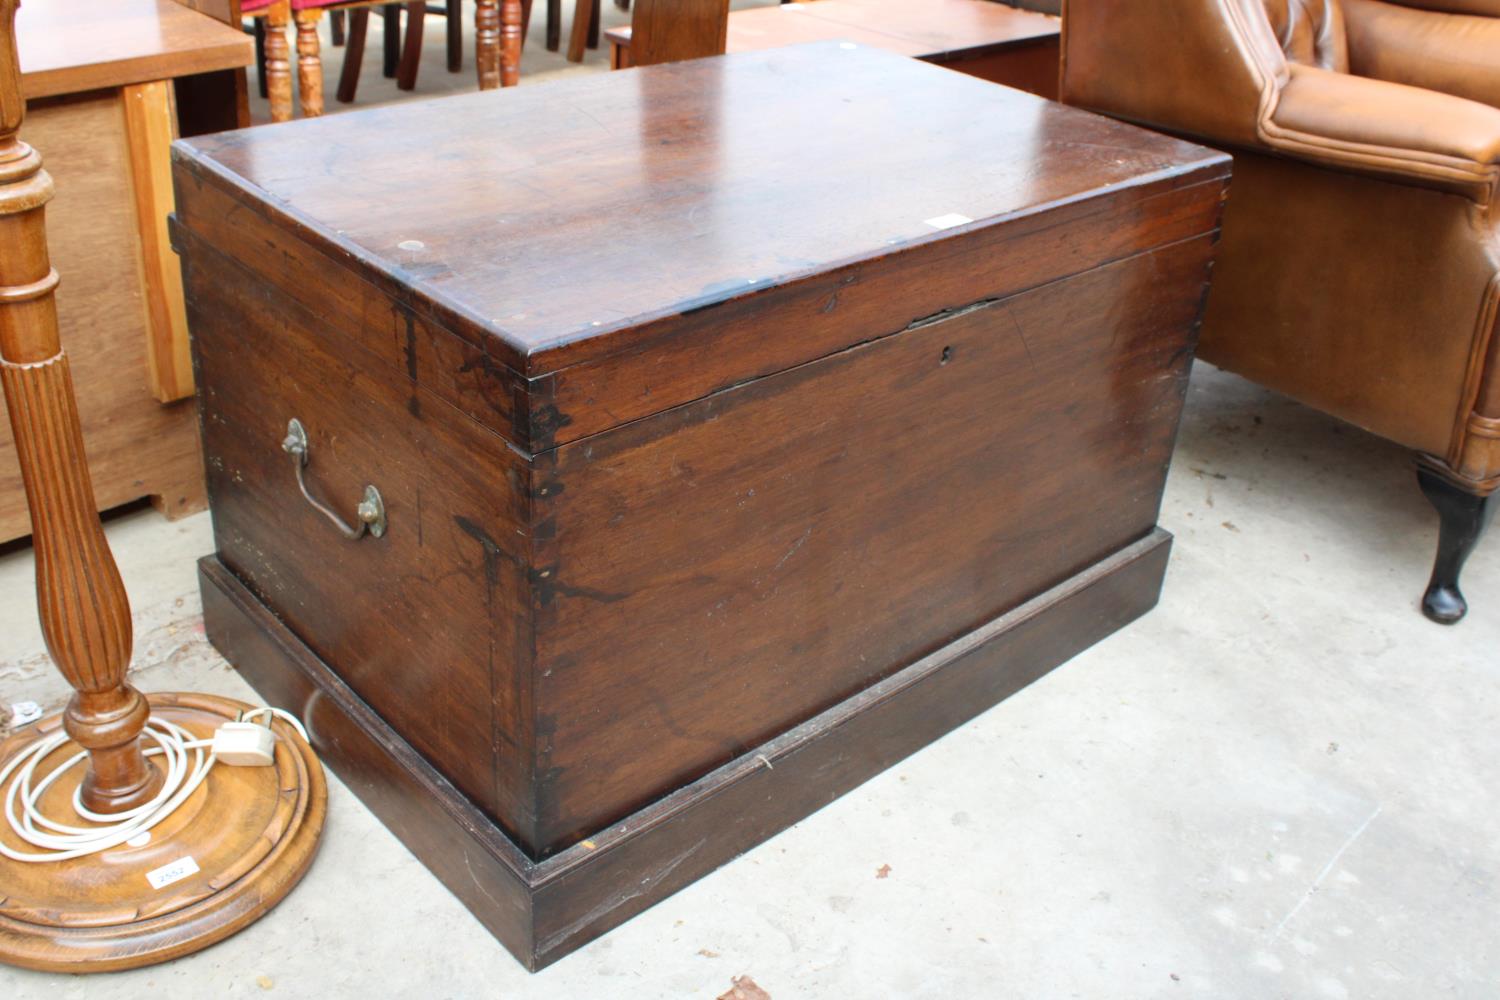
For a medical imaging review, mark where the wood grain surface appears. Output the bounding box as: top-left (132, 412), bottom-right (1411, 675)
top-left (627, 0), bottom-right (730, 66)
top-left (175, 43), bottom-right (1229, 859)
top-left (200, 529), bottom-right (1173, 969)
top-left (123, 79), bottom-right (195, 403)
top-left (526, 234), bottom-right (1216, 849)
top-left (614, 0), bottom-right (1059, 58)
top-left (180, 238), bottom-right (534, 834)
top-left (17, 0), bottom-right (253, 100)
top-left (0, 693), bottom-right (327, 971)
top-left (172, 44), bottom-right (1226, 379)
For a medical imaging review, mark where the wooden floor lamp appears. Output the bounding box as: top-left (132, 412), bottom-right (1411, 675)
top-left (0, 0), bottom-right (325, 972)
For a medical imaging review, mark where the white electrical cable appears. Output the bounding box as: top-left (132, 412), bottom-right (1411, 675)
top-left (0, 707), bottom-right (308, 863)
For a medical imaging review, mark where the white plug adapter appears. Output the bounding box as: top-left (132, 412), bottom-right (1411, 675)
top-left (210, 721), bottom-right (277, 766)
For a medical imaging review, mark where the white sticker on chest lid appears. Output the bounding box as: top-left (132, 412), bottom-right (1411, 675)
top-left (923, 214), bottom-right (973, 231)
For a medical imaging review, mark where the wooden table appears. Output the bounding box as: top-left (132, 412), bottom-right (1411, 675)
top-left (608, 0), bottom-right (1062, 97)
top-left (2, 0), bottom-right (254, 544)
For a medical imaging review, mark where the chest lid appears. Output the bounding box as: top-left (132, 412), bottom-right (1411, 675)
top-left (172, 43), bottom-right (1227, 450)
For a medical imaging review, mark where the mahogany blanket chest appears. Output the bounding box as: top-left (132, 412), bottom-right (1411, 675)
top-left (171, 44), bottom-right (1229, 969)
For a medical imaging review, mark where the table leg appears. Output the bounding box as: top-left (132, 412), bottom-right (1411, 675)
top-left (121, 81), bottom-right (193, 403)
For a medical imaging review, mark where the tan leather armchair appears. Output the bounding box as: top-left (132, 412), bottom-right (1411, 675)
top-left (1061, 0), bottom-right (1500, 622)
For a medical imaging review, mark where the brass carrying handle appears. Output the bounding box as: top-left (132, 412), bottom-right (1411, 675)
top-left (281, 418), bottom-right (386, 540)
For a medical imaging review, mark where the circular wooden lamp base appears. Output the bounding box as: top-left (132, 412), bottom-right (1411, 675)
top-left (0, 692), bottom-right (326, 973)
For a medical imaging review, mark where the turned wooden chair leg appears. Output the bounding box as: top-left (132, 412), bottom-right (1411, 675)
top-left (337, 9), bottom-right (371, 102)
top-left (447, 0), bottom-right (462, 71)
top-left (501, 0), bottom-right (522, 84)
top-left (546, 0), bottom-right (559, 51)
top-left (254, 17), bottom-right (268, 98)
top-left (383, 3), bottom-right (401, 77)
top-left (396, 1), bottom-right (425, 89)
top-left (475, 0), bottom-right (499, 88)
top-left (265, 1), bottom-right (294, 122)
top-left (1417, 463), bottom-right (1496, 624)
top-left (294, 9), bottom-right (325, 117)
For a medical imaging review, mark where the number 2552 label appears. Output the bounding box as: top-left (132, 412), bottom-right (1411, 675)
top-left (145, 855), bottom-right (200, 890)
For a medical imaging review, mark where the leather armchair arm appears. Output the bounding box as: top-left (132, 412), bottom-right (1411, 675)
top-left (1261, 64), bottom-right (1500, 202)
top-left (1382, 0), bottom-right (1499, 14)
top-left (1343, 0), bottom-right (1500, 110)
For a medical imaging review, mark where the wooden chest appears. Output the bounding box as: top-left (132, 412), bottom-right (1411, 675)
top-left (172, 45), bottom-right (1229, 969)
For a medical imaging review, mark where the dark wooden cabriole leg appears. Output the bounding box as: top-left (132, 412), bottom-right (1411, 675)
top-left (1417, 463), bottom-right (1496, 624)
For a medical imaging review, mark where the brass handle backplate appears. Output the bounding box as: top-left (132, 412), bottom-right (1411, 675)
top-left (281, 418), bottom-right (386, 540)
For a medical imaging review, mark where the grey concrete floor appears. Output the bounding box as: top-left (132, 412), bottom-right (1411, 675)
top-left (2, 363), bottom-right (1496, 998)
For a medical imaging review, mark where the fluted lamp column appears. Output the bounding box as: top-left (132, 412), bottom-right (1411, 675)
top-left (0, 0), bottom-right (326, 972)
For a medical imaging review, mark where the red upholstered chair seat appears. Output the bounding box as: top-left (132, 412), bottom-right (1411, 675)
top-left (241, 0), bottom-right (345, 11)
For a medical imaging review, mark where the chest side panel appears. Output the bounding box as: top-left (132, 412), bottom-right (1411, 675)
top-left (172, 164), bottom-right (534, 449)
top-left (528, 231), bottom-right (1217, 853)
top-left (179, 232), bottom-right (536, 836)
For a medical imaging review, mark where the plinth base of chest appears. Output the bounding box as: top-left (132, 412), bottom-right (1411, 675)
top-left (197, 528), bottom-right (1171, 971)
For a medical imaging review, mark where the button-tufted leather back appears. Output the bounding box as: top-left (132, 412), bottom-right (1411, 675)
top-left (1262, 0), bottom-right (1349, 70)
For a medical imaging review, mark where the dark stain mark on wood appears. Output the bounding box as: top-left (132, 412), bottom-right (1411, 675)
top-left (529, 403), bottom-right (573, 446)
top-left (454, 515), bottom-right (505, 588)
top-left (530, 566), bottom-right (628, 608)
top-left (402, 309), bottom-right (422, 418)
